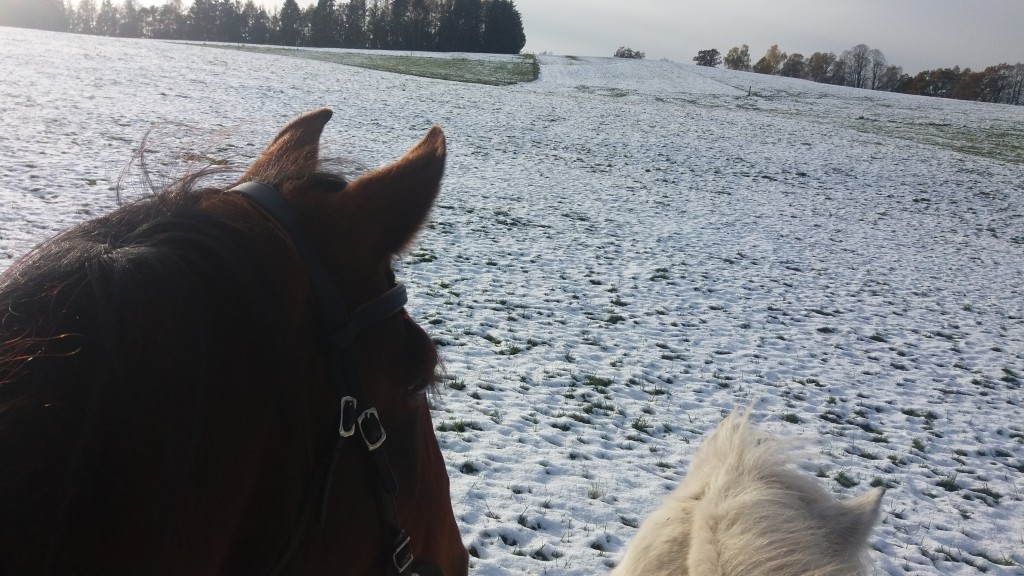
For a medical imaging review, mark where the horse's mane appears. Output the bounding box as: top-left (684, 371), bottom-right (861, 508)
top-left (0, 175), bottom-right (321, 568)
top-left (613, 411), bottom-right (882, 576)
top-left (682, 412), bottom-right (882, 576)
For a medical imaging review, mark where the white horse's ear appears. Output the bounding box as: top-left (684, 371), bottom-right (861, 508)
top-left (835, 487), bottom-right (883, 544)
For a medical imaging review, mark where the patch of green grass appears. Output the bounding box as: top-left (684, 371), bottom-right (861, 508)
top-left (583, 374), bottom-right (614, 391)
top-left (649, 267), bottom-right (670, 281)
top-left (834, 470), bottom-right (859, 488)
top-left (969, 484), bottom-right (1002, 504)
top-left (207, 45), bottom-right (539, 85)
top-left (436, 419), bottom-right (482, 433)
top-left (567, 412), bottom-right (591, 424)
top-left (497, 343), bottom-right (523, 355)
top-left (631, 416), bottom-right (651, 433)
top-left (937, 474), bottom-right (960, 492)
top-left (847, 117), bottom-right (1024, 166)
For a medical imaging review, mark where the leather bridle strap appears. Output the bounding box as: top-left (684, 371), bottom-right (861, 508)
top-left (331, 283), bottom-right (407, 349)
top-left (231, 181), bottom-right (434, 576)
top-left (232, 181), bottom-right (348, 331)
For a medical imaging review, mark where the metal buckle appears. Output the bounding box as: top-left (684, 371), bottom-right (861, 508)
top-left (392, 533), bottom-right (414, 574)
top-left (358, 408), bottom-right (387, 451)
top-left (339, 396), bottom-right (358, 437)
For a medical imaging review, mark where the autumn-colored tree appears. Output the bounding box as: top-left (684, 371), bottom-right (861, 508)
top-left (752, 44), bottom-right (786, 75)
top-left (723, 44), bottom-right (751, 71)
top-left (803, 52), bottom-right (835, 83)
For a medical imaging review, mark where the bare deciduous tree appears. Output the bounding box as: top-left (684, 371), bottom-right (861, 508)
top-left (843, 43), bottom-right (871, 88)
top-left (869, 48), bottom-right (887, 90)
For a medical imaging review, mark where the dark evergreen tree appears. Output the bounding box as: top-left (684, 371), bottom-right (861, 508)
top-left (69, 0), bottom-right (98, 33)
top-left (117, 0), bottom-right (141, 36)
top-left (154, 0), bottom-right (185, 38)
top-left (389, 0), bottom-right (408, 48)
top-left (481, 0), bottom-right (525, 54)
top-left (241, 1), bottom-right (272, 44)
top-left (94, 0), bottom-right (120, 35)
top-left (217, 0), bottom-right (244, 42)
top-left (297, 4), bottom-right (315, 45)
top-left (310, 0), bottom-right (338, 46)
top-left (366, 0), bottom-right (389, 48)
top-left (186, 0), bottom-right (218, 40)
top-left (277, 0), bottom-right (302, 45)
top-left (436, 0), bottom-right (481, 52)
top-left (400, 0), bottom-right (433, 51)
top-left (342, 0), bottom-right (368, 48)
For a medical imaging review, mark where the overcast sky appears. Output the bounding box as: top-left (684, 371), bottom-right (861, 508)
top-left (512, 0), bottom-right (1023, 74)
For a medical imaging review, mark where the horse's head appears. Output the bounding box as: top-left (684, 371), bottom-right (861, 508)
top-left (231, 109), bottom-right (467, 575)
top-left (0, 109), bottom-right (465, 575)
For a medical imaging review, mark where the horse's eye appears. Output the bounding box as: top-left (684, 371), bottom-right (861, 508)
top-left (407, 381), bottom-right (431, 395)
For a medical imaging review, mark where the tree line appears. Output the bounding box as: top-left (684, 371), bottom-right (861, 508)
top-left (0, 0), bottom-right (527, 54)
top-left (692, 44), bottom-right (1022, 106)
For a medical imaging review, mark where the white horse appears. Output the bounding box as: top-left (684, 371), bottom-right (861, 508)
top-left (612, 411), bottom-right (883, 576)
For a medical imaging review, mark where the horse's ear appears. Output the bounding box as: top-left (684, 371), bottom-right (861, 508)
top-left (343, 126), bottom-right (446, 257)
top-left (835, 487), bottom-right (883, 544)
top-left (241, 108), bottom-right (333, 184)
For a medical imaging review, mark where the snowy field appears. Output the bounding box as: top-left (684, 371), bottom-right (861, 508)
top-left (2, 27), bottom-right (1024, 575)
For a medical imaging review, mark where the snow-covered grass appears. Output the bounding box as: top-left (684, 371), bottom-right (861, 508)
top-left (2, 27), bottom-right (1023, 575)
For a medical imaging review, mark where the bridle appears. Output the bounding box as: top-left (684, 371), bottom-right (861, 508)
top-left (231, 181), bottom-right (443, 576)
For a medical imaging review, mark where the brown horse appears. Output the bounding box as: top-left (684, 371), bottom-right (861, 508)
top-left (0, 109), bottom-right (468, 576)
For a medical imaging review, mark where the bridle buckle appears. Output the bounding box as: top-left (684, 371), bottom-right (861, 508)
top-left (392, 532), bottom-right (414, 573)
top-left (358, 408), bottom-right (387, 451)
top-left (339, 396), bottom-right (358, 437)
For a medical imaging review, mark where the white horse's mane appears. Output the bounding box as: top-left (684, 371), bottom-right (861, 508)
top-left (612, 411), bottom-right (883, 576)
